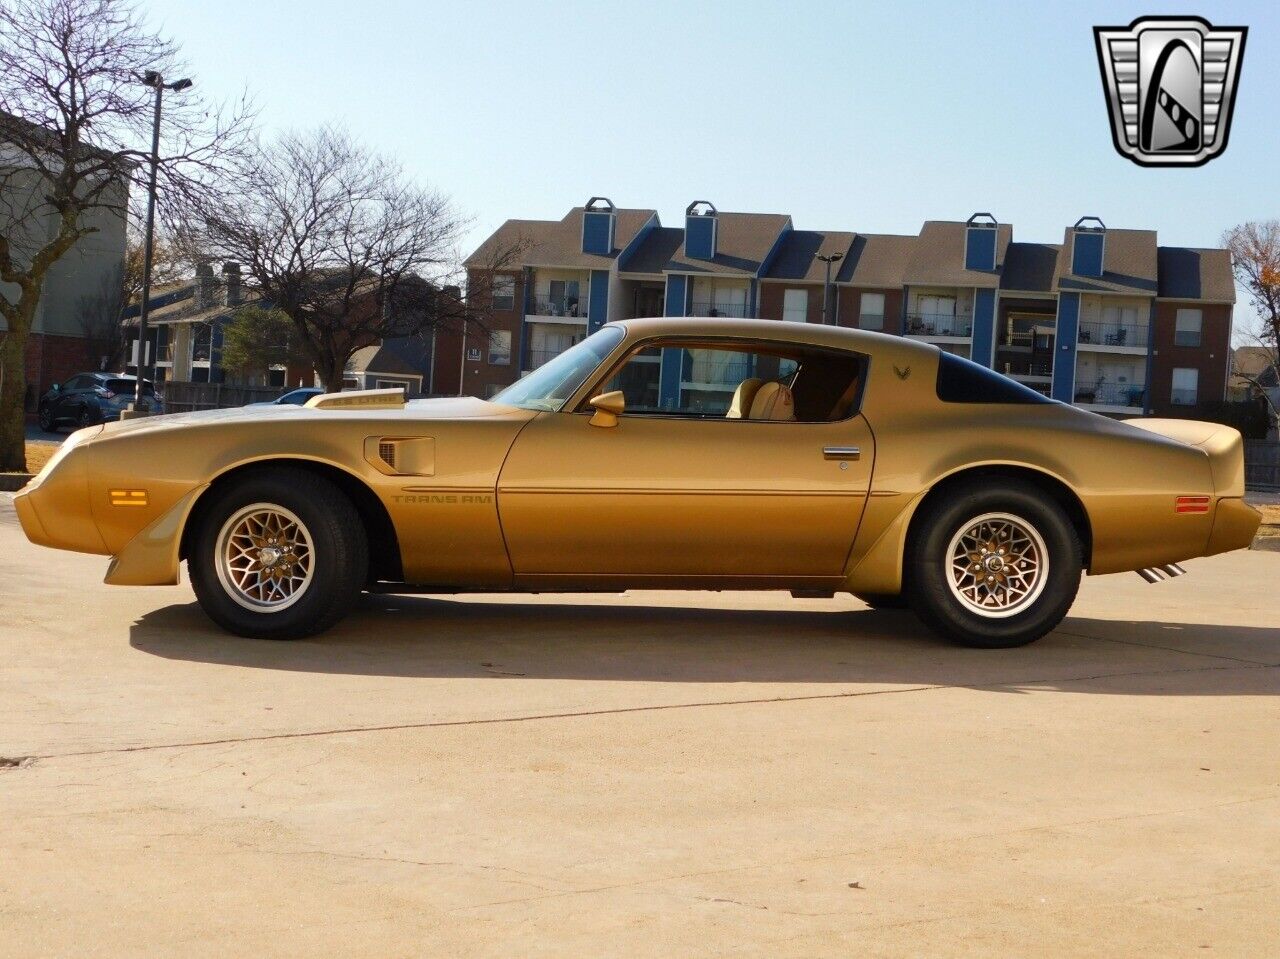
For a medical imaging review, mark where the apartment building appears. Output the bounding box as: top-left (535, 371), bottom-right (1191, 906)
top-left (439, 199), bottom-right (1237, 417)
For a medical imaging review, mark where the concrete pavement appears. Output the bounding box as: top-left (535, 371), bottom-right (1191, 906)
top-left (1, 493), bottom-right (1278, 957)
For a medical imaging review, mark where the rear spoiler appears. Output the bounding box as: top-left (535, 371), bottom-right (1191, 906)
top-left (304, 388), bottom-right (406, 411)
top-left (1125, 418), bottom-right (1246, 497)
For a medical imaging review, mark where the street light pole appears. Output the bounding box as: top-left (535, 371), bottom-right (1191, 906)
top-left (816, 252), bottom-right (844, 325)
top-left (127, 71), bottom-right (191, 418)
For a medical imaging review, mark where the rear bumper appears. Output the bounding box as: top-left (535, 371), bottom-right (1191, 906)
top-left (1207, 497), bottom-right (1262, 556)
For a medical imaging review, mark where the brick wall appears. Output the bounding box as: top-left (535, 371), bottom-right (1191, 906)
top-left (1149, 301), bottom-right (1232, 415)
top-left (835, 287), bottom-right (902, 332)
top-left (23, 331), bottom-right (89, 413)
top-left (431, 270), bottom-right (524, 397)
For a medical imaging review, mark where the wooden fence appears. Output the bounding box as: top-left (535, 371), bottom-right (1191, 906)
top-left (162, 381), bottom-right (283, 413)
top-left (1246, 441), bottom-right (1280, 490)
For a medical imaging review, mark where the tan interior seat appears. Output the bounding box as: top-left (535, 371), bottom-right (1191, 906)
top-left (726, 377), bottom-right (763, 419)
top-left (749, 381), bottom-right (796, 421)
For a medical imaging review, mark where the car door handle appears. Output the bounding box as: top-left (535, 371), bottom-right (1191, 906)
top-left (823, 446), bottom-right (860, 460)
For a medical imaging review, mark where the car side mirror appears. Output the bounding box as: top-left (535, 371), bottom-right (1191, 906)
top-left (51, 383), bottom-right (61, 393)
top-left (588, 390), bottom-right (625, 428)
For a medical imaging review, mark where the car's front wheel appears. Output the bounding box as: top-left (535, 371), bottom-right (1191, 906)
top-left (37, 404), bottom-right (55, 432)
top-left (189, 468), bottom-right (368, 639)
top-left (907, 480), bottom-right (1082, 648)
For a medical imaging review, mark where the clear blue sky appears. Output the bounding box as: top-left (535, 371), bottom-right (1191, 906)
top-left (147, 0), bottom-right (1275, 271)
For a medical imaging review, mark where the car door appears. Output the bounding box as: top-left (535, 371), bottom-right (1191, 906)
top-left (497, 338), bottom-right (875, 586)
top-left (57, 375), bottom-right (90, 422)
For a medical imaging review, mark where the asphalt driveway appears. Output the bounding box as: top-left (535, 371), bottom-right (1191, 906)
top-left (1, 493), bottom-right (1277, 957)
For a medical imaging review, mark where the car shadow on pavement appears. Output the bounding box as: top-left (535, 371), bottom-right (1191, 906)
top-left (129, 596), bottom-right (1280, 694)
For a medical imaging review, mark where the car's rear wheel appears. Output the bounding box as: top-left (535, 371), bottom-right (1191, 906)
top-left (907, 480), bottom-right (1081, 648)
top-left (189, 469), bottom-right (368, 639)
top-left (77, 404), bottom-right (94, 428)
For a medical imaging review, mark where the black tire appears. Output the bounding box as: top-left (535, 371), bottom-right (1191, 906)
top-left (854, 592), bottom-right (910, 610)
top-left (37, 404), bottom-right (55, 432)
top-left (77, 404), bottom-right (94, 428)
top-left (906, 480), bottom-right (1082, 648)
top-left (188, 468), bottom-right (368, 639)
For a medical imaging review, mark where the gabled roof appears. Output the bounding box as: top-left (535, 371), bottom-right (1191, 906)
top-left (1001, 242), bottom-right (1061, 293)
top-left (1054, 228), bottom-right (1158, 296)
top-left (664, 212), bottom-right (792, 276)
top-left (618, 226), bottom-right (685, 276)
top-left (464, 207), bottom-right (658, 270)
top-left (903, 220), bottom-right (1013, 288)
top-left (837, 233), bottom-right (917, 288)
top-left (1156, 246), bottom-right (1236, 302)
top-left (761, 230), bottom-right (856, 283)
top-left (347, 343), bottom-right (421, 377)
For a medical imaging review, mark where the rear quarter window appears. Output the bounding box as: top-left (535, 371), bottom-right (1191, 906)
top-left (934, 352), bottom-right (1053, 405)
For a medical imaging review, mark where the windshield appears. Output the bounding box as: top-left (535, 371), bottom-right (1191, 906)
top-left (491, 326), bottom-right (624, 411)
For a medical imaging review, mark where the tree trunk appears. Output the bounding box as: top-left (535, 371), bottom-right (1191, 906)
top-left (321, 358), bottom-right (345, 393)
top-left (0, 306), bottom-right (33, 473)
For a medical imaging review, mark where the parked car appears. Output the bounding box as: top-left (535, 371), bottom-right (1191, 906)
top-left (249, 387), bottom-right (324, 407)
top-left (36, 373), bottom-right (163, 432)
top-left (15, 318), bottom-right (1261, 647)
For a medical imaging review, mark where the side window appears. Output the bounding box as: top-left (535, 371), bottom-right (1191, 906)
top-left (596, 341), bottom-right (865, 422)
top-left (65, 375), bottom-right (91, 391)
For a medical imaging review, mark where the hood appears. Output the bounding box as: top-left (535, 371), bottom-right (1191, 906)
top-left (94, 395), bottom-right (529, 441)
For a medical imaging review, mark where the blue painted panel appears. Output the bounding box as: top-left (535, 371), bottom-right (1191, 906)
top-left (748, 279), bottom-right (758, 319)
top-left (659, 274), bottom-right (688, 407)
top-left (685, 216), bottom-right (716, 260)
top-left (588, 269), bottom-right (610, 333)
top-left (618, 213), bottom-right (658, 268)
top-left (970, 288), bottom-right (997, 368)
top-left (965, 227), bottom-right (997, 271)
top-left (582, 211), bottom-right (614, 255)
top-left (518, 271), bottom-right (532, 370)
top-left (1143, 300), bottom-right (1156, 414)
top-left (1051, 292), bottom-right (1080, 403)
top-left (1072, 232), bottom-right (1104, 277)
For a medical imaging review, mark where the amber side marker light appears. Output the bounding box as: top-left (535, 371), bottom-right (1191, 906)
top-left (109, 490), bottom-right (149, 507)
top-left (1175, 495), bottom-right (1211, 514)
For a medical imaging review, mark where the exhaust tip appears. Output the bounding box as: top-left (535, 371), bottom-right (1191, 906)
top-left (1137, 567), bottom-right (1165, 584)
top-left (1161, 563), bottom-right (1186, 578)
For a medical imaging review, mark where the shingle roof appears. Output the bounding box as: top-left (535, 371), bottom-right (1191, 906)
top-left (1000, 242), bottom-right (1061, 293)
top-left (837, 233), bottom-right (917, 288)
top-left (903, 221), bottom-right (1013, 288)
top-left (618, 226), bottom-right (685, 275)
top-left (1054, 228), bottom-right (1158, 295)
top-left (663, 212), bottom-right (792, 276)
top-left (1157, 246), bottom-right (1237, 302)
top-left (761, 230), bottom-right (856, 283)
top-left (346, 343), bottom-right (421, 377)
top-left (464, 207), bottom-right (658, 269)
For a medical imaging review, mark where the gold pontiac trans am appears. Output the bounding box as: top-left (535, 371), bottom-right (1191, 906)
top-left (14, 318), bottom-right (1261, 648)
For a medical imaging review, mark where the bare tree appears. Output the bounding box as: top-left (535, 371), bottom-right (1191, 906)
top-left (185, 126), bottom-right (521, 392)
top-left (75, 236), bottom-right (180, 370)
top-left (0, 0), bottom-right (251, 471)
top-left (1223, 221), bottom-right (1280, 432)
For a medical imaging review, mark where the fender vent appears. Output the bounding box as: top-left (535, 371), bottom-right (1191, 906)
top-left (377, 441), bottom-right (397, 470)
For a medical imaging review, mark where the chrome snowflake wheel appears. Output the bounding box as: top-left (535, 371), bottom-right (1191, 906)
top-left (214, 503), bottom-right (315, 612)
top-left (945, 512), bottom-right (1049, 619)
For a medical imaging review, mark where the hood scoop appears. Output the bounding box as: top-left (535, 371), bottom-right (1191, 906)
top-left (305, 388), bottom-right (406, 411)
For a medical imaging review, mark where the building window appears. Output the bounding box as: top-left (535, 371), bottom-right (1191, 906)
top-left (488, 330), bottom-right (512, 366)
top-left (1174, 308), bottom-right (1202, 347)
top-left (782, 289), bottom-right (808, 323)
top-left (1171, 367), bottom-right (1198, 406)
top-left (859, 292), bottom-right (885, 330)
top-left (491, 275), bottom-right (516, 311)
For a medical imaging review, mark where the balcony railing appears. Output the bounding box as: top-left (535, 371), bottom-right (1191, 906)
top-left (526, 347), bottom-right (564, 370)
top-left (529, 295), bottom-right (588, 319)
top-left (1077, 321), bottom-right (1149, 349)
top-left (906, 313), bottom-right (973, 337)
top-left (690, 300), bottom-right (748, 318)
top-left (1002, 360), bottom-right (1054, 378)
top-left (1073, 382), bottom-right (1146, 408)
